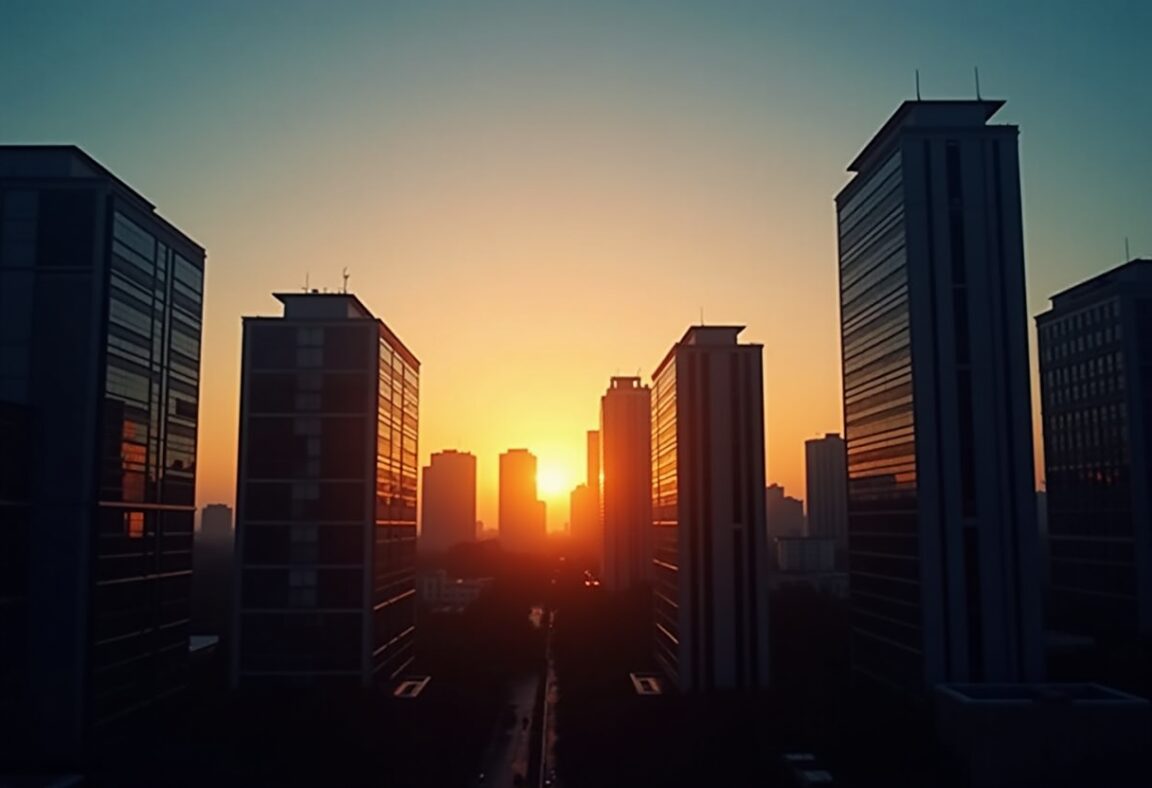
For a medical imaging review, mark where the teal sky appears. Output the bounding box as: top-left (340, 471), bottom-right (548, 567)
top-left (2, 1), bottom-right (1149, 525)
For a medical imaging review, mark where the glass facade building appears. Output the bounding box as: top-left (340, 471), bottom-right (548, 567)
top-left (650, 326), bottom-right (770, 692)
top-left (234, 293), bottom-right (418, 688)
top-left (1037, 259), bottom-right (1152, 639)
top-left (0, 146), bottom-right (205, 763)
top-left (836, 102), bottom-right (1044, 693)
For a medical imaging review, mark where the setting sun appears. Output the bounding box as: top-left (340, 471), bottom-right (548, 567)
top-left (537, 465), bottom-right (572, 498)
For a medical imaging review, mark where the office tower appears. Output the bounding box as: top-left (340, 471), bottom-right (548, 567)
top-left (234, 292), bottom-right (418, 688)
top-left (499, 449), bottom-right (545, 552)
top-left (805, 433), bottom-right (848, 563)
top-left (192, 504), bottom-right (234, 642)
top-left (587, 430), bottom-right (601, 553)
top-left (1037, 259), bottom-right (1152, 640)
top-left (836, 100), bottom-right (1043, 692)
top-left (420, 450), bottom-right (477, 553)
top-left (651, 326), bottom-right (770, 691)
top-left (765, 484), bottom-right (805, 538)
top-left (601, 377), bottom-right (653, 591)
top-left (0, 146), bottom-right (204, 761)
top-left (569, 483), bottom-right (595, 551)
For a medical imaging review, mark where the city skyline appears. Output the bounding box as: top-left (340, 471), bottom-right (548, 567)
top-left (2, 2), bottom-right (1149, 534)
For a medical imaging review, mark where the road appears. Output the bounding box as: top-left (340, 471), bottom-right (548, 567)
top-left (471, 674), bottom-right (540, 788)
top-left (538, 609), bottom-right (560, 788)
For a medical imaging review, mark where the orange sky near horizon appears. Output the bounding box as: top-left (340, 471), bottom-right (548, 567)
top-left (5, 4), bottom-right (1145, 533)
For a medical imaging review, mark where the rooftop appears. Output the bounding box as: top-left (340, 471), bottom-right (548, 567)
top-left (0, 144), bottom-right (204, 252)
top-left (1041, 258), bottom-right (1152, 315)
top-left (845, 99), bottom-right (1007, 175)
top-left (653, 324), bottom-right (755, 379)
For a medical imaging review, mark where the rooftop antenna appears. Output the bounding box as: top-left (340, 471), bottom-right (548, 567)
top-left (974, 66), bottom-right (982, 100)
top-left (342, 267), bottom-right (350, 294)
top-left (915, 69), bottom-right (921, 100)
top-left (699, 307), bottom-right (705, 326)
top-left (303, 272), bottom-right (310, 292)
top-left (1125, 237), bottom-right (1131, 261)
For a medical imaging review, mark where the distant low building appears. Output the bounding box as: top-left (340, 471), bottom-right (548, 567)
top-left (766, 484), bottom-right (804, 538)
top-left (770, 537), bottom-right (847, 597)
top-left (419, 570), bottom-right (493, 613)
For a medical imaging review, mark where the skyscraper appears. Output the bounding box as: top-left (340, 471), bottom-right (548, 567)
top-left (651, 326), bottom-right (770, 691)
top-left (420, 450), bottom-right (477, 553)
top-left (233, 292), bottom-right (418, 688)
top-left (569, 483), bottom-right (595, 552)
top-left (600, 376), bottom-right (652, 592)
top-left (584, 429), bottom-right (602, 560)
top-left (0, 145), bottom-right (205, 761)
top-left (1037, 259), bottom-right (1152, 640)
top-left (499, 449), bottom-right (545, 553)
top-left (805, 433), bottom-right (848, 563)
top-left (836, 100), bottom-right (1043, 692)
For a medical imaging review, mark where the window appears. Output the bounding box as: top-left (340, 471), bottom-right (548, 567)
top-left (289, 568), bottom-right (317, 608)
top-left (125, 511), bottom-right (144, 538)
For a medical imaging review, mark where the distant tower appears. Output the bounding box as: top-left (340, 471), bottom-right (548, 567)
top-left (836, 99), bottom-right (1043, 692)
top-left (600, 377), bottom-right (652, 591)
top-left (586, 430), bottom-right (601, 562)
top-left (233, 292), bottom-right (419, 688)
top-left (499, 449), bottom-right (545, 553)
top-left (1037, 259), bottom-right (1152, 640)
top-left (651, 326), bottom-right (770, 691)
top-left (805, 434), bottom-right (848, 564)
top-left (420, 450), bottom-right (478, 553)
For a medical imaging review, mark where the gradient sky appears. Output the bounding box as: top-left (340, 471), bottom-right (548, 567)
top-left (2, 0), bottom-right (1149, 532)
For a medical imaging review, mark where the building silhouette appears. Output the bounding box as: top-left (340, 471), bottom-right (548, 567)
top-left (420, 450), bottom-right (477, 553)
top-left (192, 504), bottom-right (234, 646)
top-left (836, 100), bottom-right (1044, 692)
top-left (569, 483), bottom-right (596, 555)
top-left (0, 145), bottom-right (205, 762)
top-left (600, 376), bottom-right (652, 592)
top-left (766, 483), bottom-right (805, 539)
top-left (805, 433), bottom-right (848, 565)
top-left (499, 449), bottom-right (545, 553)
top-left (201, 503), bottom-right (233, 543)
top-left (584, 429), bottom-right (602, 561)
top-left (1037, 259), bottom-right (1152, 640)
top-left (233, 292), bottom-right (418, 688)
top-left (651, 326), bottom-right (771, 691)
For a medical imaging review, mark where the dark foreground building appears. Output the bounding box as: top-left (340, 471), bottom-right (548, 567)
top-left (0, 145), bottom-right (205, 764)
top-left (1037, 259), bottom-right (1152, 641)
top-left (835, 101), bottom-right (1044, 693)
top-left (233, 292), bottom-right (418, 688)
top-left (650, 325), bottom-right (771, 691)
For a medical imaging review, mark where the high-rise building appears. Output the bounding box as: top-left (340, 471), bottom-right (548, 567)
top-left (499, 449), bottom-right (545, 552)
top-left (836, 100), bottom-right (1043, 692)
top-left (1037, 259), bottom-right (1152, 639)
top-left (651, 326), bottom-right (770, 691)
top-left (766, 483), bottom-right (805, 539)
top-left (805, 433), bottom-right (848, 562)
top-left (233, 292), bottom-right (418, 688)
top-left (578, 430), bottom-right (602, 561)
top-left (0, 145), bottom-right (205, 761)
top-left (420, 450), bottom-right (477, 553)
top-left (600, 376), bottom-right (652, 591)
top-left (569, 483), bottom-right (595, 551)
